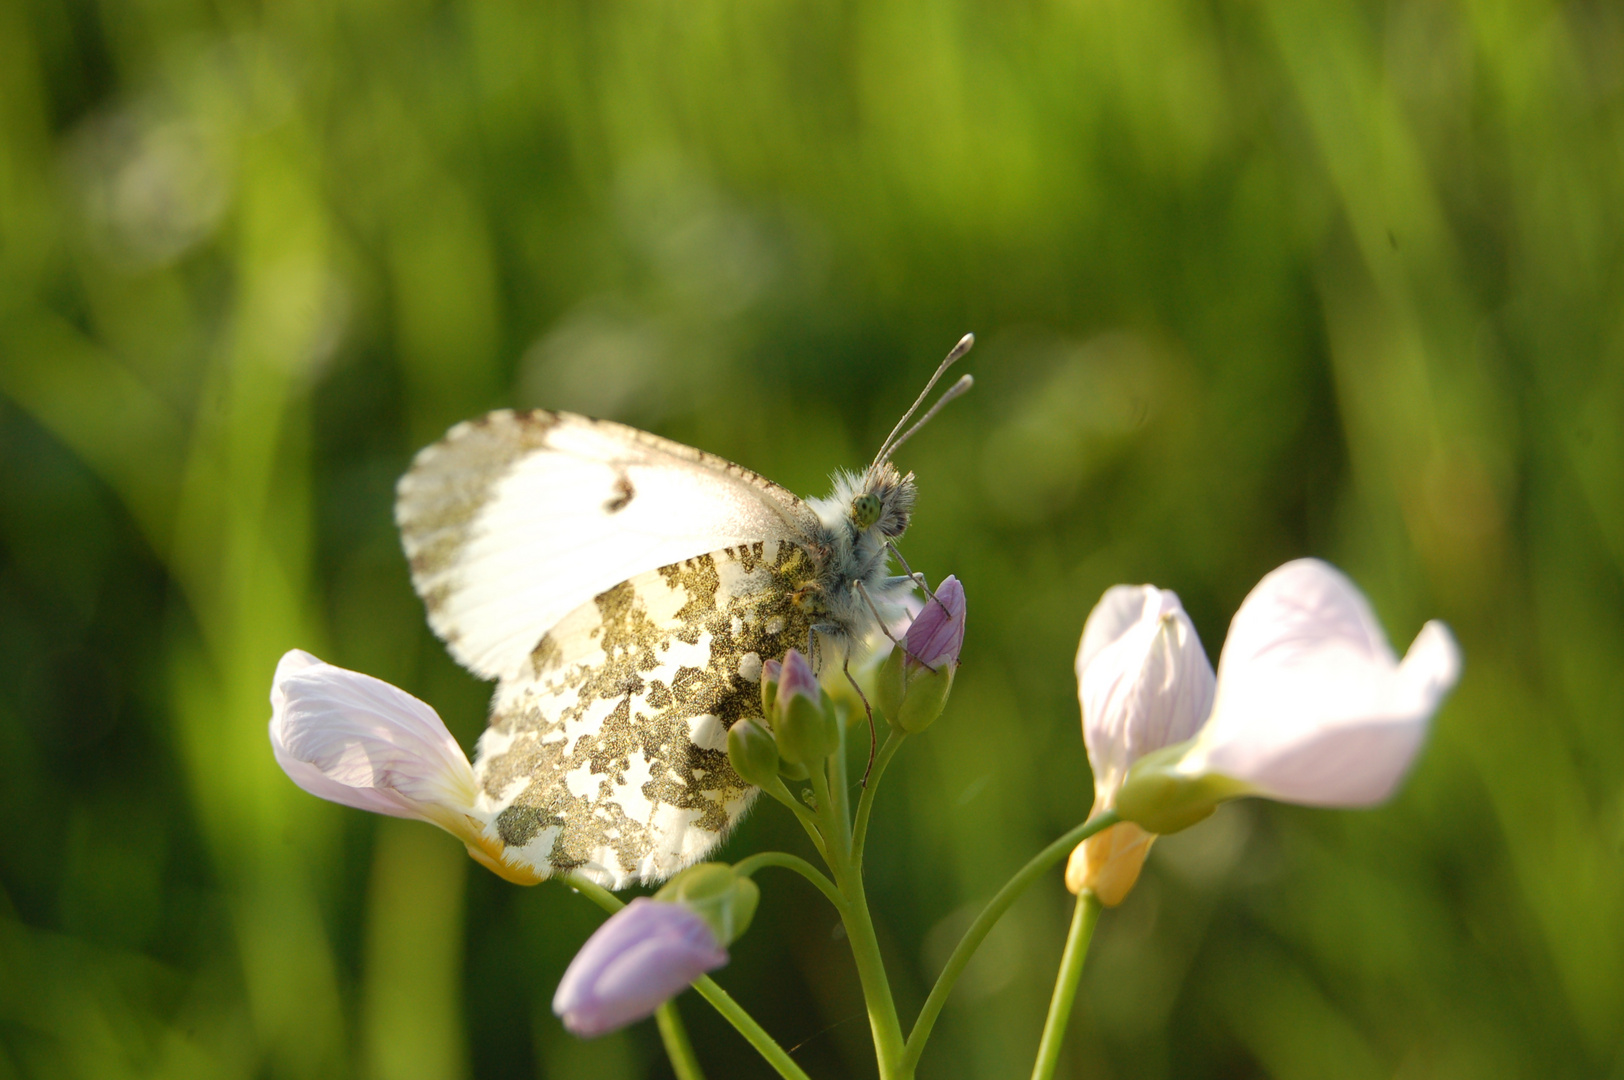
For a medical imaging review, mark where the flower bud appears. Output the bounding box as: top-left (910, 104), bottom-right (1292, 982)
top-left (772, 649), bottom-right (838, 765)
top-left (1067, 587), bottom-right (1213, 903)
top-left (655, 862), bottom-right (761, 945)
top-left (553, 898), bottom-right (728, 1037)
top-left (905, 576), bottom-right (967, 671)
top-left (726, 719), bottom-right (781, 788)
top-left (877, 576), bottom-right (966, 734)
top-left (760, 657), bottom-right (782, 716)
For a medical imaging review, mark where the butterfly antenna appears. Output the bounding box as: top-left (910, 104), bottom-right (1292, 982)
top-left (871, 333), bottom-right (976, 468)
top-left (882, 374), bottom-right (973, 461)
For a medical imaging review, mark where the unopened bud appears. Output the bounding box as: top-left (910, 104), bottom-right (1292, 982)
top-left (553, 898), bottom-right (727, 1037)
top-left (655, 862), bottom-right (761, 946)
top-left (879, 576), bottom-right (966, 734)
top-left (727, 720), bottom-right (780, 788)
top-left (760, 658), bottom-right (782, 716)
top-left (773, 650), bottom-right (838, 764)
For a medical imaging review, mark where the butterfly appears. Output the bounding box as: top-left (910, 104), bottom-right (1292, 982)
top-left (393, 335), bottom-right (974, 890)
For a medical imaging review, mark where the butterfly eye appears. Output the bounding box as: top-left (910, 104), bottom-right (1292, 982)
top-left (851, 493), bottom-right (883, 530)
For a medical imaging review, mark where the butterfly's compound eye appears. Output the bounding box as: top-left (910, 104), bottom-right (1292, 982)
top-left (851, 492), bottom-right (883, 530)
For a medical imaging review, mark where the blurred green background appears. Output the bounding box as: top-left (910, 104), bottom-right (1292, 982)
top-left (2, 0), bottom-right (1621, 1077)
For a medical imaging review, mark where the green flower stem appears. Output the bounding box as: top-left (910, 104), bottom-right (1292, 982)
top-left (829, 853), bottom-right (906, 1077)
top-left (561, 876), bottom-right (806, 1080)
top-left (829, 708), bottom-right (853, 849)
top-left (851, 729), bottom-right (905, 863)
top-left (564, 873), bottom-right (624, 915)
top-left (691, 976), bottom-right (812, 1080)
top-left (808, 725), bottom-right (906, 1078)
top-left (899, 811), bottom-right (1120, 1074)
top-left (733, 851), bottom-right (846, 912)
top-left (763, 775), bottom-right (829, 860)
top-left (1029, 890), bottom-right (1102, 1080)
top-left (656, 1001), bottom-right (707, 1080)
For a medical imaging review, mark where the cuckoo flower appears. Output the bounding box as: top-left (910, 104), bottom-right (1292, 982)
top-left (1111, 559), bottom-right (1462, 834)
top-left (553, 898), bottom-right (730, 1037)
top-left (268, 649), bottom-right (536, 884)
top-left (1066, 586), bottom-right (1214, 904)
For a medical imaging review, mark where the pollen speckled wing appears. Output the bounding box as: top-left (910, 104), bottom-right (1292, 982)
top-left (396, 409), bottom-right (819, 684)
top-left (472, 540), bottom-right (819, 889)
top-left (396, 409), bottom-right (830, 889)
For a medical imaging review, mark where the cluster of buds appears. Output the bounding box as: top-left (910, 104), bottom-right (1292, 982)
top-left (724, 648), bottom-right (829, 788)
top-left (1068, 559), bottom-right (1461, 904)
top-left (728, 575), bottom-right (968, 786)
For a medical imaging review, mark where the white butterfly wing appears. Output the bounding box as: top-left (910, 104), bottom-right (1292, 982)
top-left (396, 410), bottom-right (816, 683)
top-left (471, 540), bottom-right (819, 889)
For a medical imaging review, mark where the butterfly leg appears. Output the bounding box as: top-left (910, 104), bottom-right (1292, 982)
top-left (886, 542), bottom-right (954, 618)
top-left (856, 579), bottom-right (937, 674)
top-left (843, 655), bottom-right (879, 788)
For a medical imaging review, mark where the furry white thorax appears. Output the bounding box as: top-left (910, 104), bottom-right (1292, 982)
top-left (802, 463), bottom-right (919, 664)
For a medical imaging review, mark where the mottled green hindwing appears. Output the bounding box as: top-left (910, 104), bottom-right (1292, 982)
top-left (471, 539), bottom-right (819, 889)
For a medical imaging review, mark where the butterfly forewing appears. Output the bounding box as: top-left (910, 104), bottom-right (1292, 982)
top-left (396, 410), bottom-right (818, 683)
top-left (470, 540), bottom-right (819, 889)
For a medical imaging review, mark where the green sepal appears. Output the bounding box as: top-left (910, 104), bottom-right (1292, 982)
top-left (655, 862), bottom-right (761, 946)
top-left (727, 719), bottom-right (780, 788)
top-left (894, 662), bottom-right (954, 734)
top-left (1113, 742), bottom-right (1253, 834)
top-left (761, 671), bottom-right (778, 716)
top-left (775, 687), bottom-right (838, 765)
top-left (874, 648), bottom-right (906, 721)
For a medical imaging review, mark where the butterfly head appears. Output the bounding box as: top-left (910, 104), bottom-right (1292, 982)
top-left (848, 332), bottom-right (976, 541)
top-left (855, 462), bottom-right (915, 538)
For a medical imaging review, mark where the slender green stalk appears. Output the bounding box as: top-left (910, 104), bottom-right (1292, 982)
top-left (691, 976), bottom-right (812, 1080)
top-left (806, 754), bottom-right (839, 846)
top-left (733, 851), bottom-right (846, 912)
top-left (829, 709), bottom-right (853, 849)
top-left (830, 854), bottom-right (906, 1077)
top-left (1029, 890), bottom-right (1102, 1080)
top-left (851, 729), bottom-right (905, 863)
top-left (762, 775), bottom-right (830, 859)
top-left (806, 725), bottom-right (906, 1078)
top-left (900, 811), bottom-right (1119, 1073)
top-left (656, 1001), bottom-right (707, 1080)
top-left (565, 873), bottom-right (624, 915)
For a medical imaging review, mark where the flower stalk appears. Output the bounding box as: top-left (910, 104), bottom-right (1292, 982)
top-left (1029, 891), bottom-right (1103, 1080)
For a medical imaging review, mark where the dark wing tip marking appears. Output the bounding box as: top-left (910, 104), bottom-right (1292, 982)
top-left (605, 474), bottom-right (636, 514)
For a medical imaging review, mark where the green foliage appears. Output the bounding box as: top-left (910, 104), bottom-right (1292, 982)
top-left (1, 0), bottom-right (1621, 1077)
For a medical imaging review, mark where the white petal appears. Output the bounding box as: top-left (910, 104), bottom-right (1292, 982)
top-left (1183, 560), bottom-right (1461, 806)
top-left (1077, 585), bottom-right (1156, 673)
top-left (268, 650), bottom-right (479, 829)
top-left (1077, 586), bottom-right (1215, 799)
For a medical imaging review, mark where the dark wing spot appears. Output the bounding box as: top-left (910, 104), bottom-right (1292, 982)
top-left (605, 474), bottom-right (636, 513)
top-left (497, 804), bottom-right (560, 846)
